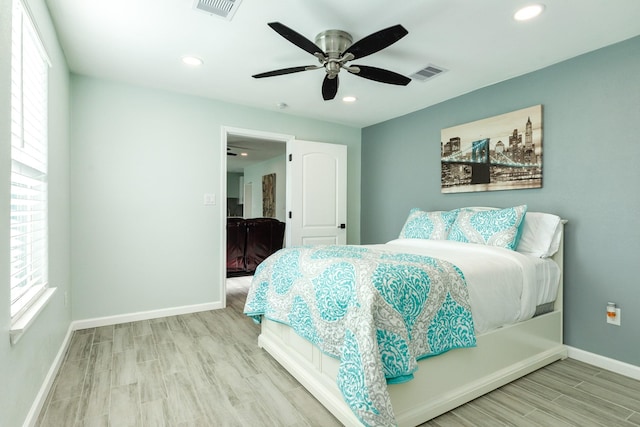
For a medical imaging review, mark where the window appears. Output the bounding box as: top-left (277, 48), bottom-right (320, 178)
top-left (10, 0), bottom-right (50, 321)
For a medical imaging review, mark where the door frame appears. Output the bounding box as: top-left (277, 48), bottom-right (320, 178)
top-left (220, 126), bottom-right (294, 307)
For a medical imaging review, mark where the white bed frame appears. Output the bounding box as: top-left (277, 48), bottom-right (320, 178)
top-left (257, 226), bottom-right (567, 426)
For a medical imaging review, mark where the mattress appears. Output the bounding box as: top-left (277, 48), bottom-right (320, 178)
top-left (379, 239), bottom-right (561, 334)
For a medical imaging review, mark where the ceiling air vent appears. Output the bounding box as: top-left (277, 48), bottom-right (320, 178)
top-left (410, 64), bottom-right (447, 82)
top-left (193, 0), bottom-right (242, 20)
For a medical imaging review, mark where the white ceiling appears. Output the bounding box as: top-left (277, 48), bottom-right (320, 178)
top-left (226, 134), bottom-right (285, 173)
top-left (45, 0), bottom-right (640, 128)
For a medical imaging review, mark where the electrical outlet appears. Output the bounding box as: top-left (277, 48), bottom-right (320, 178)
top-left (606, 308), bottom-right (621, 326)
top-left (64, 291), bottom-right (69, 307)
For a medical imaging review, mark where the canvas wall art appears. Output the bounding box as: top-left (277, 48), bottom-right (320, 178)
top-left (262, 173), bottom-right (276, 217)
top-left (441, 105), bottom-right (543, 193)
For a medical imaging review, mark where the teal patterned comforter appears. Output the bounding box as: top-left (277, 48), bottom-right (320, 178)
top-left (243, 245), bottom-right (476, 426)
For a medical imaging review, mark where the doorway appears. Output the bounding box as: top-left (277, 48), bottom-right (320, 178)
top-left (221, 127), bottom-right (293, 306)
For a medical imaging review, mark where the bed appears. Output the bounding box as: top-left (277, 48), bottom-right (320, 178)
top-left (244, 206), bottom-right (567, 426)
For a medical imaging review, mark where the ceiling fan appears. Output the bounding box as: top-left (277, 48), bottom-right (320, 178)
top-left (228, 144), bottom-right (252, 156)
top-left (252, 22), bottom-right (411, 101)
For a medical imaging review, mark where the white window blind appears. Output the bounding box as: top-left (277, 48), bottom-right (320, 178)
top-left (10, 0), bottom-right (50, 320)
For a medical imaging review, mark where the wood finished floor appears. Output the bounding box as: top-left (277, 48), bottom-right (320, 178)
top-left (36, 277), bottom-right (640, 427)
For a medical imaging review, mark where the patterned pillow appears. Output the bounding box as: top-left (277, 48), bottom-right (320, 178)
top-left (399, 208), bottom-right (460, 240)
top-left (447, 205), bottom-right (528, 250)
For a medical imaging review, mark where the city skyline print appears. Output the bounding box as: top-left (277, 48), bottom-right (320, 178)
top-left (441, 105), bottom-right (543, 193)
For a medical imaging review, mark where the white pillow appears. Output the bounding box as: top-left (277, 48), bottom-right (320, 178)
top-left (517, 212), bottom-right (562, 258)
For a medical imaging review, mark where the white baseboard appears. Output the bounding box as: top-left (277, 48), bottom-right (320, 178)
top-left (567, 346), bottom-right (640, 380)
top-left (23, 324), bottom-right (74, 427)
top-left (71, 301), bottom-right (223, 330)
top-left (23, 300), bottom-right (223, 427)
top-left (24, 307), bottom-right (637, 427)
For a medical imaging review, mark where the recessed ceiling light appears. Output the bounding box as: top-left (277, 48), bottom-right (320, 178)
top-left (342, 96), bottom-right (357, 103)
top-left (514, 4), bottom-right (545, 21)
top-left (182, 56), bottom-right (203, 66)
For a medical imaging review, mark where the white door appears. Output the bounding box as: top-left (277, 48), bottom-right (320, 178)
top-left (286, 140), bottom-right (347, 246)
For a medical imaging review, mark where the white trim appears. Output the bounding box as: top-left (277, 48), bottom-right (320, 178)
top-left (22, 323), bottom-right (74, 427)
top-left (16, 0), bottom-right (52, 66)
top-left (71, 301), bottom-right (223, 330)
top-left (19, 300), bottom-right (639, 427)
top-left (220, 126), bottom-right (295, 309)
top-left (21, 300), bottom-right (223, 426)
top-left (10, 287), bottom-right (57, 344)
top-left (566, 346), bottom-right (640, 380)
top-left (220, 127), bottom-right (227, 308)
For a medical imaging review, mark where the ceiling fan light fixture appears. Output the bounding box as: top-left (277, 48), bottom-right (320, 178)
top-left (315, 30), bottom-right (353, 57)
top-left (182, 55), bottom-right (203, 66)
top-left (342, 96), bottom-right (357, 103)
top-left (514, 4), bottom-right (545, 21)
top-left (253, 23), bottom-right (410, 101)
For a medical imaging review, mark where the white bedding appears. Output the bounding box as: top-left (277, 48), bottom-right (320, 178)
top-left (370, 239), bottom-right (561, 334)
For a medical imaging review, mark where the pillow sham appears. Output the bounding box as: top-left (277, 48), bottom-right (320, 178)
top-left (517, 212), bottom-right (562, 258)
top-left (447, 205), bottom-right (528, 250)
top-left (398, 208), bottom-right (459, 240)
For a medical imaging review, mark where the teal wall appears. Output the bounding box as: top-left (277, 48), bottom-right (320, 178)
top-left (70, 75), bottom-right (361, 320)
top-left (2, 2), bottom-right (637, 423)
top-left (361, 36), bottom-right (640, 366)
top-left (226, 172), bottom-right (242, 198)
top-left (243, 154), bottom-right (287, 221)
top-left (0, 0), bottom-right (72, 425)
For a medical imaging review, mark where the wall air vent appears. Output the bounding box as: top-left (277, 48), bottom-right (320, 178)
top-left (193, 0), bottom-right (242, 20)
top-left (410, 64), bottom-right (447, 82)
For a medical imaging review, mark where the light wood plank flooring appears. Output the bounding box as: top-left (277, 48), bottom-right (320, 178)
top-left (36, 277), bottom-right (640, 426)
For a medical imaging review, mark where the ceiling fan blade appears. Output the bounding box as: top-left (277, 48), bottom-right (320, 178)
top-left (343, 25), bottom-right (408, 60)
top-left (322, 75), bottom-right (339, 100)
top-left (267, 22), bottom-right (326, 57)
top-left (252, 66), bottom-right (314, 78)
top-left (349, 65), bottom-right (411, 86)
